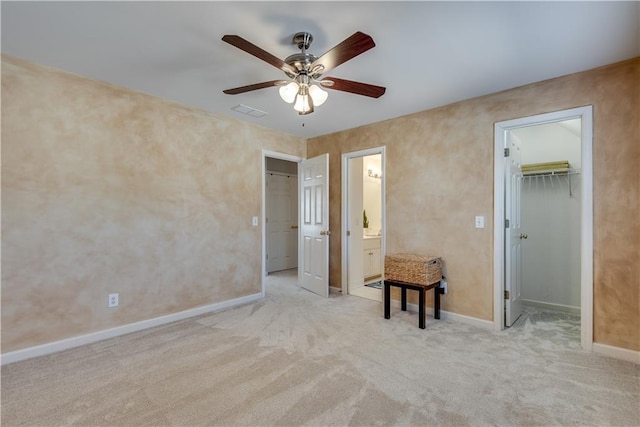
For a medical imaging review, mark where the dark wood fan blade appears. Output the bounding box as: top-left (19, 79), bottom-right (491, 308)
top-left (223, 80), bottom-right (287, 95)
top-left (310, 32), bottom-right (376, 75)
top-left (222, 35), bottom-right (296, 75)
top-left (322, 77), bottom-right (386, 98)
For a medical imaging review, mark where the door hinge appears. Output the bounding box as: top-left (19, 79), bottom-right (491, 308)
top-left (505, 219), bottom-right (510, 228)
top-left (504, 290), bottom-right (510, 300)
top-left (504, 147), bottom-right (510, 157)
top-left (346, 230), bottom-right (351, 236)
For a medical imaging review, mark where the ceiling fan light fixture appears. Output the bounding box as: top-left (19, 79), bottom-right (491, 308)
top-left (309, 84), bottom-right (328, 106)
top-left (293, 90), bottom-right (313, 115)
top-left (279, 81), bottom-right (299, 103)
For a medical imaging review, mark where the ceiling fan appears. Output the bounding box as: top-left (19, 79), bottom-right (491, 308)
top-left (222, 31), bottom-right (386, 115)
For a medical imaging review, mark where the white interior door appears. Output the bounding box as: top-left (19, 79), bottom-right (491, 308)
top-left (505, 132), bottom-right (524, 326)
top-left (300, 154), bottom-right (329, 297)
top-left (266, 172), bottom-right (298, 273)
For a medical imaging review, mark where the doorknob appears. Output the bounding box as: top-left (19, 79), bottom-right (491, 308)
top-left (519, 233), bottom-right (528, 239)
top-left (320, 230), bottom-right (332, 236)
top-left (291, 225), bottom-right (298, 229)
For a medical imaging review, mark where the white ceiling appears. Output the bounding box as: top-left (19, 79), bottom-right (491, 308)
top-left (2, 1), bottom-right (639, 139)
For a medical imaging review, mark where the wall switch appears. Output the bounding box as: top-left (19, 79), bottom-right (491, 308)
top-left (475, 216), bottom-right (485, 229)
top-left (252, 216), bottom-right (259, 226)
top-left (108, 293), bottom-right (119, 308)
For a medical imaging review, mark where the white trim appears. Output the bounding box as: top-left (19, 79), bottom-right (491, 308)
top-left (329, 286), bottom-right (342, 295)
top-left (579, 107), bottom-right (594, 352)
top-left (493, 106), bottom-right (594, 352)
top-left (592, 343), bottom-right (640, 364)
top-left (261, 150), bottom-right (303, 298)
top-left (522, 299), bottom-right (580, 315)
top-left (1, 293), bottom-right (262, 365)
top-left (341, 146), bottom-right (386, 296)
top-left (391, 300), bottom-right (494, 330)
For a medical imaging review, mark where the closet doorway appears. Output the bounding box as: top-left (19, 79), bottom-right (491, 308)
top-left (512, 120), bottom-right (582, 317)
top-left (341, 147), bottom-right (386, 302)
top-left (265, 157), bottom-right (298, 274)
top-left (261, 151), bottom-right (303, 298)
top-left (493, 106), bottom-right (593, 351)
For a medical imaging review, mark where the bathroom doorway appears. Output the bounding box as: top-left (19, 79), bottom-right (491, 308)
top-left (341, 147), bottom-right (386, 302)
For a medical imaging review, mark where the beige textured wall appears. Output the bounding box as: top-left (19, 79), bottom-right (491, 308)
top-left (1, 55), bottom-right (305, 353)
top-left (308, 58), bottom-right (640, 351)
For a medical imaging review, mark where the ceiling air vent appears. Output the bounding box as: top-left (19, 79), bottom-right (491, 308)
top-left (231, 104), bottom-right (267, 118)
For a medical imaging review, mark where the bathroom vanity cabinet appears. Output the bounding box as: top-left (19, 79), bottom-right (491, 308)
top-left (363, 237), bottom-right (382, 279)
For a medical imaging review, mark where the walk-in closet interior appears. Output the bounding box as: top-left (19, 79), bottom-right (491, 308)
top-left (512, 119), bottom-right (582, 315)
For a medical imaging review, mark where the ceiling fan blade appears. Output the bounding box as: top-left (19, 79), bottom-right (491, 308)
top-left (223, 80), bottom-right (287, 95)
top-left (222, 35), bottom-right (297, 75)
top-left (321, 77), bottom-right (386, 98)
top-left (310, 32), bottom-right (376, 75)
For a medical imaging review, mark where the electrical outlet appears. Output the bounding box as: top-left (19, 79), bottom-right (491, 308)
top-left (108, 293), bottom-right (119, 308)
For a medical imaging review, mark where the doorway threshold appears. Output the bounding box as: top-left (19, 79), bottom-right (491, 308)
top-left (349, 284), bottom-right (382, 302)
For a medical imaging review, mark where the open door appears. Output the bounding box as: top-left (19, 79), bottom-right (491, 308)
top-left (299, 154), bottom-right (329, 297)
top-left (505, 132), bottom-right (524, 326)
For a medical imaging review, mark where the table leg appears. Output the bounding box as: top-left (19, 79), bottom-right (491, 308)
top-left (434, 282), bottom-right (441, 320)
top-left (384, 282), bottom-right (390, 319)
top-left (401, 287), bottom-right (407, 311)
top-left (419, 288), bottom-right (425, 329)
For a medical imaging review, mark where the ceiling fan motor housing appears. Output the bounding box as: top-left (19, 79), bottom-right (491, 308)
top-left (284, 32), bottom-right (321, 78)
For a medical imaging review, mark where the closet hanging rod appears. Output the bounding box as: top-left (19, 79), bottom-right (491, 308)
top-left (522, 168), bottom-right (581, 178)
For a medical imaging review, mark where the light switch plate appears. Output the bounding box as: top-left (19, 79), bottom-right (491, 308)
top-left (475, 216), bottom-right (485, 229)
top-left (252, 216), bottom-right (259, 226)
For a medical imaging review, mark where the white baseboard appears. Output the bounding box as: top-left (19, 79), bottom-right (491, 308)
top-left (1, 293), bottom-right (263, 365)
top-left (522, 299), bottom-right (580, 315)
top-left (391, 300), bottom-right (494, 330)
top-left (329, 286), bottom-right (342, 295)
top-left (593, 342), bottom-right (640, 364)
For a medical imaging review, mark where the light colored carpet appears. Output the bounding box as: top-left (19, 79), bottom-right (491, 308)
top-left (2, 269), bottom-right (639, 426)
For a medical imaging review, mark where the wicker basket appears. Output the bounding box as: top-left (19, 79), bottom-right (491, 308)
top-left (384, 253), bottom-right (442, 286)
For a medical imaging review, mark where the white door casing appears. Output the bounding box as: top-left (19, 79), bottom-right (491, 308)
top-left (266, 172), bottom-right (298, 273)
top-left (505, 133), bottom-right (524, 326)
top-left (300, 154), bottom-right (329, 297)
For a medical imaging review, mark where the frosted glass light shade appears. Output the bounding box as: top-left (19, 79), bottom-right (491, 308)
top-left (293, 94), bottom-right (311, 113)
top-left (309, 85), bottom-right (328, 106)
top-left (279, 82), bottom-right (299, 103)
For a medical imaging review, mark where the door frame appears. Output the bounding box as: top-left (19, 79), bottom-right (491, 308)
top-left (493, 106), bottom-right (593, 351)
top-left (341, 146), bottom-right (386, 295)
top-left (261, 150), bottom-right (303, 298)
